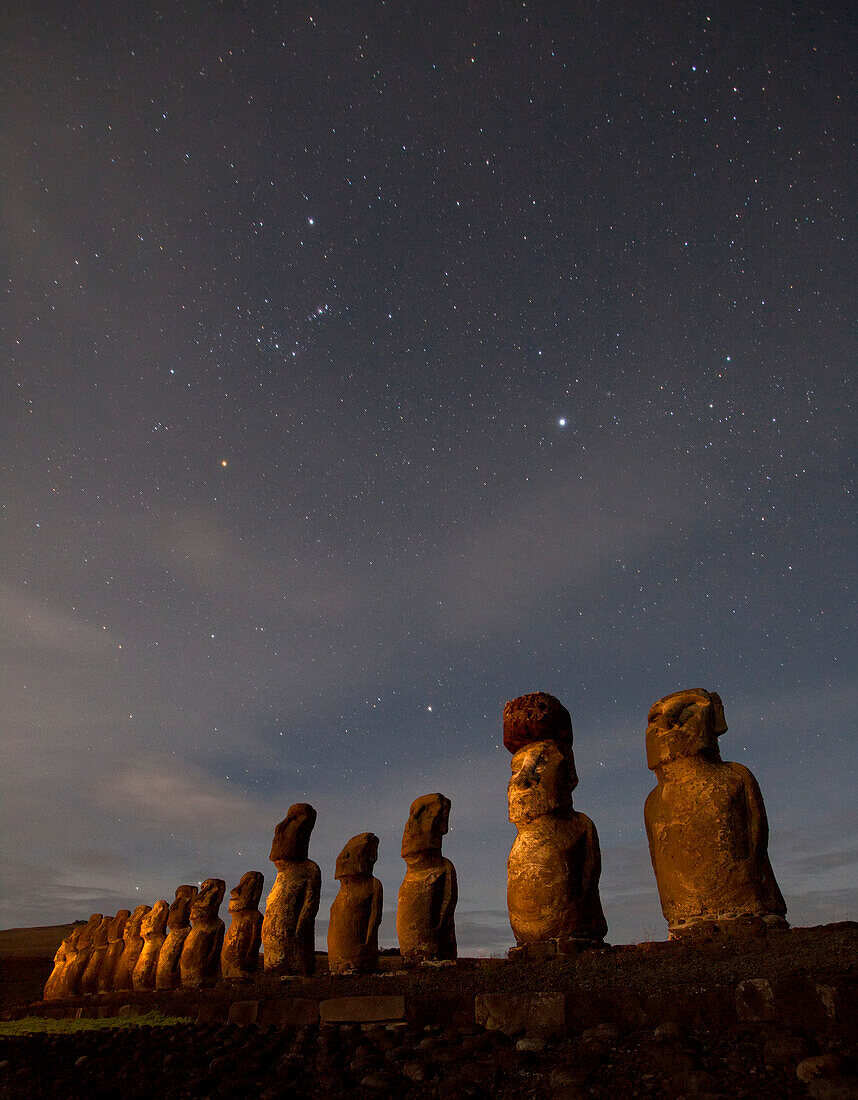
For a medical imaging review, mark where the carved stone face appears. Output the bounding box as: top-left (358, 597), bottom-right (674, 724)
top-left (190, 878), bottom-right (226, 920)
top-left (107, 910), bottom-right (131, 942)
top-left (167, 885), bottom-right (198, 926)
top-left (335, 832), bottom-right (379, 879)
top-left (270, 803), bottom-right (317, 862)
top-left (125, 904), bottom-right (151, 939)
top-left (229, 870), bottom-right (264, 912)
top-left (508, 740), bottom-right (577, 825)
top-left (646, 688), bottom-right (727, 770)
top-left (401, 793), bottom-right (450, 859)
top-left (141, 900), bottom-right (169, 938)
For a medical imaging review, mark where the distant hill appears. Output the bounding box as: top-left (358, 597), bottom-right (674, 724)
top-left (0, 924), bottom-right (77, 960)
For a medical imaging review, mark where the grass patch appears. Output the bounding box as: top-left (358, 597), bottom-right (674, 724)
top-left (0, 1010), bottom-right (193, 1037)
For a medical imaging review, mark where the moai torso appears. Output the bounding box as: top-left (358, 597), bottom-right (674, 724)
top-left (504, 693), bottom-right (607, 947)
top-left (156, 885), bottom-right (198, 990)
top-left (261, 804), bottom-right (321, 976)
top-left (396, 793), bottom-right (458, 962)
top-left (114, 905), bottom-right (150, 991)
top-left (97, 910), bottom-right (131, 992)
top-left (644, 689), bottom-right (787, 936)
top-left (222, 871), bottom-right (264, 980)
top-left (80, 915), bottom-right (111, 994)
top-left (62, 913), bottom-right (102, 997)
top-left (179, 878), bottom-right (225, 987)
top-left (328, 833), bottom-right (382, 974)
top-left (132, 900), bottom-right (169, 990)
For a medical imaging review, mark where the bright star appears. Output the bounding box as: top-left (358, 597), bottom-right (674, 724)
top-left (558, 417), bottom-right (567, 427)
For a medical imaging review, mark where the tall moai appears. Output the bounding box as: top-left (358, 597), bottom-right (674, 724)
top-left (644, 688), bottom-right (788, 937)
top-left (221, 871), bottom-right (264, 980)
top-left (113, 904), bottom-right (151, 991)
top-left (179, 878), bottom-right (226, 987)
top-left (61, 913), bottom-right (102, 997)
top-left (328, 832), bottom-right (383, 975)
top-left (505, 692), bottom-right (607, 951)
top-left (156, 885), bottom-right (198, 991)
top-left (97, 910), bottom-right (131, 993)
top-left (396, 793), bottom-right (458, 964)
top-left (261, 804), bottom-right (321, 976)
top-left (132, 900), bottom-right (169, 991)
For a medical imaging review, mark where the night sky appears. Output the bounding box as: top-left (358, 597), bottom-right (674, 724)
top-left (2, 2), bottom-right (855, 951)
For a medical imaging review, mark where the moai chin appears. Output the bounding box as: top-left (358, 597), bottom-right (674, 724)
top-left (132, 900), bottom-right (169, 991)
top-left (396, 793), bottom-right (458, 964)
top-left (113, 904), bottom-right (151, 991)
top-left (261, 803), bottom-right (321, 976)
top-left (644, 688), bottom-right (788, 938)
top-left (97, 910), bottom-right (131, 993)
top-left (80, 914), bottom-right (111, 995)
top-left (60, 913), bottom-right (102, 998)
top-left (179, 878), bottom-right (226, 987)
top-left (505, 692), bottom-right (608, 952)
top-left (327, 832), bottom-right (383, 975)
top-left (155, 885), bottom-right (199, 991)
top-left (221, 871), bottom-right (264, 980)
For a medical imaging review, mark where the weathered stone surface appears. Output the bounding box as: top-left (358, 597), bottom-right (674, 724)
top-left (319, 996), bottom-right (406, 1023)
top-left (180, 878), bottom-right (225, 987)
top-left (43, 928), bottom-right (78, 1002)
top-left (736, 978), bottom-right (777, 1022)
top-left (155, 885), bottom-right (198, 991)
top-left (797, 1054), bottom-right (851, 1083)
top-left (227, 999), bottom-right (259, 1025)
top-left (328, 832), bottom-right (383, 975)
top-left (80, 915), bottom-right (111, 994)
top-left (221, 870), bottom-right (264, 979)
top-left (504, 694), bottom-right (607, 946)
top-left (60, 913), bottom-right (102, 998)
top-left (475, 992), bottom-right (567, 1035)
top-left (97, 910), bottom-right (130, 993)
top-left (261, 804), bottom-right (321, 977)
top-left (503, 691), bottom-right (573, 755)
top-left (258, 997), bottom-right (320, 1027)
top-left (644, 688), bottom-right (788, 936)
top-left (113, 904), bottom-right (150, 991)
top-left (132, 900), bottom-right (169, 990)
top-left (396, 793), bottom-right (458, 964)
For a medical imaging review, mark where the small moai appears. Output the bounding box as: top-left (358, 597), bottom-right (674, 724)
top-left (43, 928), bottom-right (79, 1001)
top-left (61, 913), bottom-right (102, 997)
top-left (644, 688), bottom-right (788, 938)
top-left (328, 832), bottom-right (383, 975)
top-left (221, 871), bottom-right (264, 980)
top-left (261, 804), bottom-right (321, 976)
top-left (97, 909), bottom-right (131, 993)
top-left (132, 900), bottom-right (169, 991)
top-left (113, 904), bottom-right (151, 991)
top-left (396, 793), bottom-right (458, 964)
top-left (80, 914), bottom-right (112, 994)
top-left (179, 878), bottom-right (226, 987)
top-left (155, 885), bottom-right (198, 991)
top-left (505, 692), bottom-right (608, 952)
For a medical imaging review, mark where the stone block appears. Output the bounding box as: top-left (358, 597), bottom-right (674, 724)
top-left (228, 1000), bottom-right (259, 1025)
top-left (735, 979), bottom-right (777, 1022)
top-left (319, 995), bottom-right (406, 1023)
top-left (196, 1002), bottom-right (227, 1025)
top-left (475, 992), bottom-right (567, 1035)
top-left (258, 997), bottom-right (320, 1027)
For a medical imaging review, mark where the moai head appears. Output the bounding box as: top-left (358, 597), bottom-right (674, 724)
top-left (141, 900), bottom-right (169, 938)
top-left (646, 688), bottom-right (727, 770)
top-left (81, 913), bottom-right (103, 941)
top-left (401, 793), bottom-right (451, 859)
top-left (191, 878), bottom-right (226, 921)
top-left (107, 910), bottom-right (131, 943)
top-left (270, 803), bottom-right (317, 864)
top-left (228, 870), bottom-right (264, 913)
top-left (504, 692), bottom-right (578, 825)
top-left (335, 832), bottom-right (379, 879)
top-left (503, 692), bottom-right (573, 754)
top-left (125, 904), bottom-right (151, 940)
top-left (167, 885), bottom-right (198, 928)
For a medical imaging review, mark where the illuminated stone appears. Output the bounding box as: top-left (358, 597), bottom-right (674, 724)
top-left (98, 909), bottom-right (131, 992)
top-left (328, 832), bottom-right (382, 975)
top-left (113, 904), bottom-right (150, 991)
top-left (180, 877), bottom-right (226, 987)
top-left (396, 793), bottom-right (458, 963)
top-left (261, 804), bottom-right (321, 976)
top-left (132, 900), bottom-right (169, 990)
top-left (155, 885), bottom-right (198, 990)
top-left (221, 870), bottom-right (264, 980)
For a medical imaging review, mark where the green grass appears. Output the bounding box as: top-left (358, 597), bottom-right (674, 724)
top-left (0, 1009), bottom-right (193, 1037)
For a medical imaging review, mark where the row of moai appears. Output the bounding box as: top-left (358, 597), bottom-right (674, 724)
top-left (45, 686), bottom-right (788, 999)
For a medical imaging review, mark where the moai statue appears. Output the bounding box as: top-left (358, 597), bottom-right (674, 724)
top-left (97, 909), bottom-right (131, 993)
top-left (328, 832), bottom-right (383, 975)
top-left (505, 692), bottom-right (608, 951)
top-left (155, 885), bottom-right (198, 991)
top-left (644, 688), bottom-right (788, 938)
top-left (80, 914), bottom-right (111, 995)
top-left (113, 904), bottom-right (151, 991)
top-left (179, 878), bottom-right (226, 987)
top-left (396, 793), bottom-right (458, 964)
top-left (132, 900), bottom-right (169, 991)
top-left (61, 913), bottom-right (102, 996)
top-left (261, 804), bottom-right (321, 976)
top-left (221, 871), bottom-right (264, 980)
top-left (43, 928), bottom-right (79, 1001)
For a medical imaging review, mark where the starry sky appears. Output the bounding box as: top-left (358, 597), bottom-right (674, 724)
top-left (2, 2), bottom-right (855, 951)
